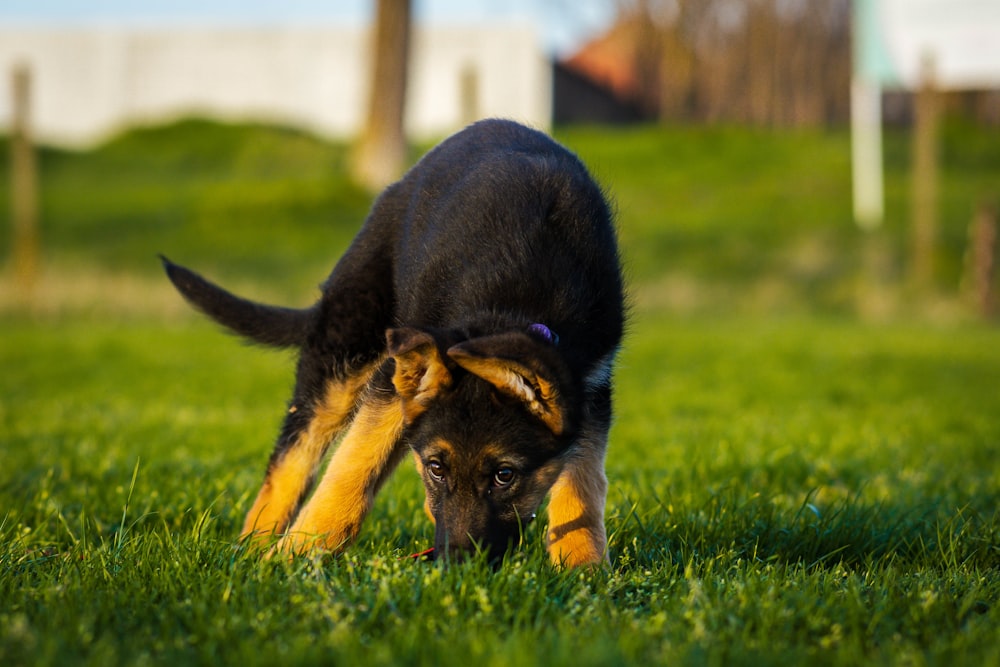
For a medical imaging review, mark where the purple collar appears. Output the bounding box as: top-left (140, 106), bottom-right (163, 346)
top-left (527, 323), bottom-right (559, 346)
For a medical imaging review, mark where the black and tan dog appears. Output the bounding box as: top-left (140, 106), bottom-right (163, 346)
top-left (162, 119), bottom-right (625, 567)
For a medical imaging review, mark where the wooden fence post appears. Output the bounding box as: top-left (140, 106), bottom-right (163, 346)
top-left (459, 64), bottom-right (480, 128)
top-left (10, 62), bottom-right (40, 297)
top-left (962, 202), bottom-right (997, 319)
top-left (910, 54), bottom-right (939, 291)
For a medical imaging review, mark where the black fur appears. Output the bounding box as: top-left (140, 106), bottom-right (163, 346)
top-left (163, 119), bottom-right (625, 563)
top-left (160, 256), bottom-right (311, 348)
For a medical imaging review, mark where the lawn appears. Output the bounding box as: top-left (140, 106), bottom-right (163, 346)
top-left (1, 119), bottom-right (999, 665)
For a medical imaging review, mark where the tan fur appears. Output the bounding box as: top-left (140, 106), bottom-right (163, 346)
top-left (240, 445), bottom-right (320, 540)
top-left (242, 340), bottom-right (609, 565)
top-left (545, 431), bottom-right (609, 567)
top-left (531, 375), bottom-right (565, 435)
top-left (448, 353), bottom-right (566, 435)
top-left (274, 396), bottom-right (407, 554)
top-left (391, 335), bottom-right (453, 423)
top-left (240, 362), bottom-right (379, 542)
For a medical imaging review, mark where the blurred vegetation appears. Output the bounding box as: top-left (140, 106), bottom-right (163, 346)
top-left (2, 116), bottom-right (998, 318)
top-left (1, 119), bottom-right (372, 301)
top-left (603, 0), bottom-right (852, 126)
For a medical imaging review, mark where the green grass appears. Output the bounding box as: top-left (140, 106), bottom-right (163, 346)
top-left (0, 119), bottom-right (372, 295)
top-left (2, 119), bottom-right (999, 665)
top-left (568, 120), bottom-right (1000, 309)
top-left (2, 316), bottom-right (998, 665)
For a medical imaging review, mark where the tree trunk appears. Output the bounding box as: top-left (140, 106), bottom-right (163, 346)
top-left (351, 0), bottom-right (412, 193)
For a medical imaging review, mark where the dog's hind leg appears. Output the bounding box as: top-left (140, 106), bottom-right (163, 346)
top-left (273, 382), bottom-right (408, 554)
top-left (240, 227), bottom-right (397, 546)
top-left (240, 359), bottom-right (381, 543)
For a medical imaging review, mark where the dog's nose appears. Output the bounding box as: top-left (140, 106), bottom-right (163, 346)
top-left (434, 534), bottom-right (476, 562)
top-left (434, 537), bottom-right (511, 568)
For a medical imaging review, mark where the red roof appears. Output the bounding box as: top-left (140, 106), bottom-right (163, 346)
top-left (561, 16), bottom-right (642, 102)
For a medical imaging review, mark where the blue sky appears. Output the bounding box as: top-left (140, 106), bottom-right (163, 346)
top-left (0, 0), bottom-right (616, 56)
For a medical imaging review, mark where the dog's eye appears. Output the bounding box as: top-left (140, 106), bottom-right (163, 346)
top-left (427, 461), bottom-right (446, 482)
top-left (493, 468), bottom-right (516, 488)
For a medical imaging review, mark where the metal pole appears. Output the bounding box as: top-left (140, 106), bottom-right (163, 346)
top-left (851, 76), bottom-right (885, 230)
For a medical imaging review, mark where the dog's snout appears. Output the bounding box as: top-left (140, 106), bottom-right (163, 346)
top-left (434, 525), bottom-right (480, 561)
top-left (433, 517), bottom-right (520, 566)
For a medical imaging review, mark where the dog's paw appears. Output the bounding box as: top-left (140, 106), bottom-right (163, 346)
top-left (546, 527), bottom-right (608, 568)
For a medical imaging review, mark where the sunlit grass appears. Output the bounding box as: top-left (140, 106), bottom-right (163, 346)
top-left (2, 315), bottom-right (998, 665)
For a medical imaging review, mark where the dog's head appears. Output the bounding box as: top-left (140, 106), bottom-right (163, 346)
top-left (387, 326), bottom-right (578, 563)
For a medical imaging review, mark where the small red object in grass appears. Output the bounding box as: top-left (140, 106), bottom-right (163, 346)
top-left (407, 547), bottom-right (435, 560)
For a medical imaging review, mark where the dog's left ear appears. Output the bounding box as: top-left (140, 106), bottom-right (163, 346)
top-left (448, 333), bottom-right (572, 436)
top-left (387, 328), bottom-right (453, 423)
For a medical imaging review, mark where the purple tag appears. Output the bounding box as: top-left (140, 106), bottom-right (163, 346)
top-left (527, 323), bottom-right (559, 346)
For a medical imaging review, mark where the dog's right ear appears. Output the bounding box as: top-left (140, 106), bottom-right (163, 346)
top-left (386, 328), bottom-right (453, 422)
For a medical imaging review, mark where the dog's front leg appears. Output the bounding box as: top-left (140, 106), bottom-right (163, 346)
top-left (545, 426), bottom-right (609, 567)
top-left (241, 363), bottom-right (380, 542)
top-left (274, 395), bottom-right (408, 554)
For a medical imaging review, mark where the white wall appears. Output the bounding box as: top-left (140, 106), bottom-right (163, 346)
top-left (0, 24), bottom-right (551, 146)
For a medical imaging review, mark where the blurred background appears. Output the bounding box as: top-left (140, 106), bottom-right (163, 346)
top-left (1, 0), bottom-right (999, 321)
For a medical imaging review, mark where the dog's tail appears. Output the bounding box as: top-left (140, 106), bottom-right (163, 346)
top-left (160, 256), bottom-right (311, 348)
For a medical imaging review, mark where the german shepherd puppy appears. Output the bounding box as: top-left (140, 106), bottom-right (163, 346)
top-left (162, 119), bottom-right (624, 566)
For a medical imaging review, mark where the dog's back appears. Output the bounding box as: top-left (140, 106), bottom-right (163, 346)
top-left (166, 119), bottom-right (623, 371)
top-left (362, 119), bottom-right (624, 372)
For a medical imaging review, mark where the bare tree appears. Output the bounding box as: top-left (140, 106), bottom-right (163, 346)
top-left (351, 0), bottom-right (412, 192)
top-left (620, 0), bottom-right (850, 127)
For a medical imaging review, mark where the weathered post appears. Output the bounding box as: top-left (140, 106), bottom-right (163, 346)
top-left (910, 54), bottom-right (939, 290)
top-left (962, 202), bottom-right (997, 319)
top-left (10, 62), bottom-right (40, 298)
top-left (459, 64), bottom-right (480, 128)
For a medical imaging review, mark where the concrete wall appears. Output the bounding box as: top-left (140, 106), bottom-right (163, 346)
top-left (0, 24), bottom-right (551, 146)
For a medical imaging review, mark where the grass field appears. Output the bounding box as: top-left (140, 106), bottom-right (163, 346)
top-left (2, 119), bottom-right (999, 665)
